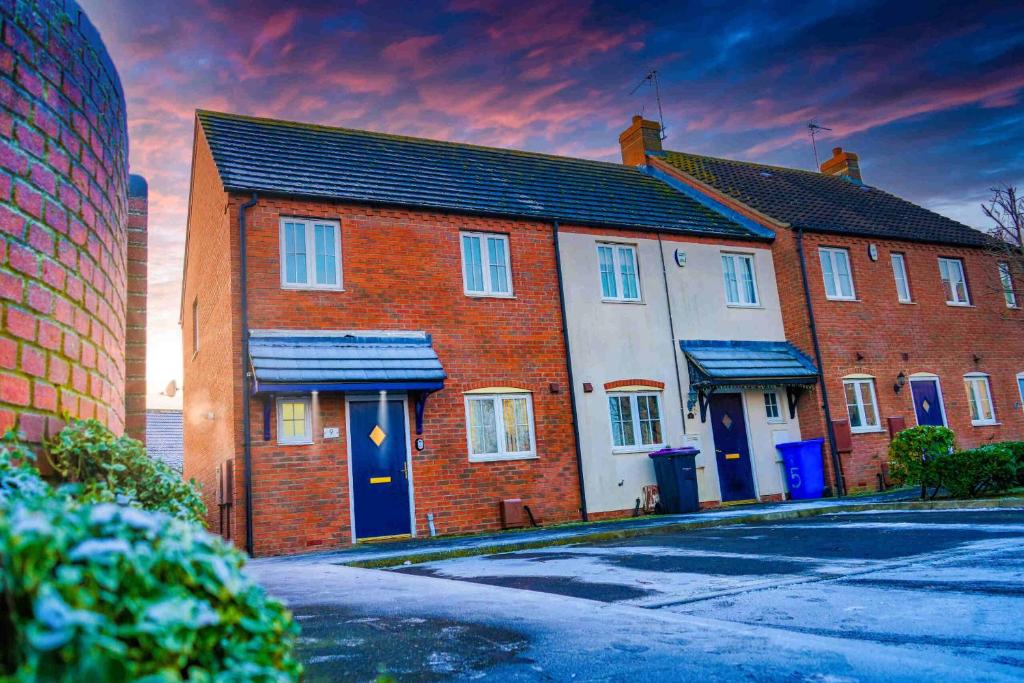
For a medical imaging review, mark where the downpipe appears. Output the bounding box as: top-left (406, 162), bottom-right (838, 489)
top-left (239, 193), bottom-right (258, 556)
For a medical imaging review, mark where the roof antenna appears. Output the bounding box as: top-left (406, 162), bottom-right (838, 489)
top-left (630, 69), bottom-right (667, 141)
top-left (807, 121), bottom-right (831, 169)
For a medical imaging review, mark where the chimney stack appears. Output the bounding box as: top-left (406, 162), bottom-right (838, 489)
top-left (618, 115), bottom-right (662, 166)
top-left (820, 147), bottom-right (862, 183)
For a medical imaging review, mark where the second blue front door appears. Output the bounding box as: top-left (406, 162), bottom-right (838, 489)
top-left (709, 393), bottom-right (756, 502)
top-left (349, 399), bottom-right (412, 539)
top-left (911, 379), bottom-right (945, 427)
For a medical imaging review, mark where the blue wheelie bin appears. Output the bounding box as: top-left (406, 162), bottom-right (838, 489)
top-left (648, 446), bottom-right (701, 513)
top-left (775, 438), bottom-right (825, 499)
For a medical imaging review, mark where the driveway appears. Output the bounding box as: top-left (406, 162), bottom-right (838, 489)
top-left (250, 507), bottom-right (1024, 681)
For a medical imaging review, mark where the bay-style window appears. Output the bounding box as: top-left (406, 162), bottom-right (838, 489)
top-left (819, 247), bottom-right (855, 300)
top-left (964, 374), bottom-right (996, 426)
top-left (280, 218), bottom-right (342, 289)
top-left (465, 392), bottom-right (536, 461)
top-left (461, 232), bottom-right (512, 296)
top-left (721, 253), bottom-right (759, 306)
top-left (608, 392), bottom-right (663, 451)
top-left (938, 257), bottom-right (969, 305)
top-left (843, 377), bottom-right (880, 433)
top-left (598, 244), bottom-right (641, 302)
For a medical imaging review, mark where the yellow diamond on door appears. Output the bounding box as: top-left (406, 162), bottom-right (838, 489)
top-left (369, 425), bottom-right (387, 447)
top-left (721, 413), bottom-right (733, 429)
top-left (921, 399), bottom-right (931, 413)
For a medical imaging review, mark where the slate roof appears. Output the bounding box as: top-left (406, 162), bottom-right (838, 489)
top-left (659, 151), bottom-right (991, 248)
top-left (248, 330), bottom-right (446, 392)
top-left (681, 340), bottom-right (819, 388)
top-left (196, 110), bottom-right (760, 240)
top-left (146, 410), bottom-right (183, 473)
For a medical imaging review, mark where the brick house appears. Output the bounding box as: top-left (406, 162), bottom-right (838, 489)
top-left (184, 111), bottom-right (810, 555)
top-left (625, 121), bottom-right (1024, 492)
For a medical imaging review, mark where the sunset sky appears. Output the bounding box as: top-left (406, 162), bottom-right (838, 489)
top-left (78, 0), bottom-right (1024, 409)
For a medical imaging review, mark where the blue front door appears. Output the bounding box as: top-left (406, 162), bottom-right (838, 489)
top-left (349, 399), bottom-right (412, 539)
top-left (911, 379), bottom-right (945, 426)
top-left (709, 393), bottom-right (756, 502)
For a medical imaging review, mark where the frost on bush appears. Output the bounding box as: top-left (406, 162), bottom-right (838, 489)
top-left (934, 445), bottom-right (1017, 499)
top-left (0, 435), bottom-right (51, 505)
top-left (888, 425), bottom-right (956, 494)
top-left (0, 495), bottom-right (302, 681)
top-left (47, 418), bottom-right (207, 525)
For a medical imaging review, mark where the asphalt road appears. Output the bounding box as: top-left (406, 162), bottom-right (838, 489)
top-left (251, 507), bottom-right (1024, 681)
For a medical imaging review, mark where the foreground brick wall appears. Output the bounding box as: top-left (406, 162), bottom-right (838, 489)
top-left (1, 0), bottom-right (130, 442)
top-left (125, 174), bottom-right (147, 442)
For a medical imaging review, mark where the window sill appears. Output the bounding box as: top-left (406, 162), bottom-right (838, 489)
top-left (281, 284), bottom-right (345, 292)
top-left (971, 421), bottom-right (999, 427)
top-left (601, 298), bottom-right (644, 305)
top-left (278, 440), bottom-right (314, 446)
top-left (945, 302), bottom-right (973, 308)
top-left (850, 427), bottom-right (884, 435)
top-left (469, 453), bottom-right (538, 463)
top-left (613, 445), bottom-right (664, 455)
top-left (824, 297), bottom-right (860, 302)
top-left (465, 292), bottom-right (516, 299)
top-left (726, 303), bottom-right (763, 309)
top-left (766, 418), bottom-right (786, 425)
top-left (897, 300), bottom-right (916, 305)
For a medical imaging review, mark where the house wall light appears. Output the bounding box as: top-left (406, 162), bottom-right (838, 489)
top-left (893, 371), bottom-right (907, 394)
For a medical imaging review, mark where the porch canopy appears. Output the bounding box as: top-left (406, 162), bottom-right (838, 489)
top-left (680, 340), bottom-right (818, 421)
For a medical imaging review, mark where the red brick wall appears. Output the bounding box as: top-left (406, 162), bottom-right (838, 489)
top-left (0, 0), bottom-right (129, 444)
top-left (125, 175), bottom-right (147, 442)
top-left (776, 231), bottom-right (1024, 491)
top-left (181, 125), bottom-right (238, 535)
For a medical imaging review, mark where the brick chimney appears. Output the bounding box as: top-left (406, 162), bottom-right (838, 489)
top-left (618, 115), bottom-right (662, 166)
top-left (125, 174), bottom-right (148, 444)
top-left (820, 147), bottom-right (862, 183)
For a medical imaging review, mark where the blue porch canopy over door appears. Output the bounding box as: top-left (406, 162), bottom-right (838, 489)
top-left (248, 330), bottom-right (446, 433)
top-left (680, 340), bottom-right (819, 422)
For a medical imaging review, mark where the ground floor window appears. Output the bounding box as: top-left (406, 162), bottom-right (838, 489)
top-left (843, 378), bottom-right (880, 432)
top-left (964, 374), bottom-right (996, 425)
top-left (608, 392), bottom-right (663, 451)
top-left (465, 392), bottom-right (536, 461)
top-left (277, 397), bottom-right (312, 444)
top-left (763, 391), bottom-right (783, 422)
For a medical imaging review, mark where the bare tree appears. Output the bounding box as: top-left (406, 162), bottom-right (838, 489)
top-left (982, 185), bottom-right (1024, 315)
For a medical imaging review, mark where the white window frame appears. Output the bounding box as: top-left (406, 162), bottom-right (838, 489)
top-left (763, 391), bottom-right (784, 423)
top-left (607, 391), bottom-right (665, 453)
top-left (819, 247), bottom-right (856, 300)
top-left (721, 252), bottom-right (760, 307)
top-left (460, 231), bottom-right (513, 297)
top-left (597, 243), bottom-right (642, 302)
top-left (891, 252), bottom-right (912, 303)
top-left (1017, 372), bottom-right (1024, 413)
top-left (843, 377), bottom-right (881, 433)
top-left (999, 262), bottom-right (1018, 309)
top-left (279, 217), bottom-right (343, 290)
top-left (464, 392), bottom-right (537, 462)
top-left (276, 397), bottom-right (312, 445)
top-left (964, 373), bottom-right (996, 426)
top-left (938, 257), bottom-right (970, 306)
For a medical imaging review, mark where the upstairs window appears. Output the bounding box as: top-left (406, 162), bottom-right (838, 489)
top-left (608, 392), bottom-right (663, 451)
top-left (721, 253), bottom-right (759, 306)
top-left (964, 374), bottom-right (995, 425)
top-left (999, 262), bottom-right (1018, 308)
top-left (598, 244), bottom-right (641, 302)
top-left (461, 232), bottom-right (512, 296)
top-left (819, 247), bottom-right (855, 300)
top-left (280, 218), bottom-right (342, 289)
top-left (843, 377), bottom-right (880, 433)
top-left (938, 257), bottom-right (969, 305)
top-left (891, 253), bottom-right (912, 302)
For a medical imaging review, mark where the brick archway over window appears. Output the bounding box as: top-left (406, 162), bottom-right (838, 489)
top-left (603, 379), bottom-right (665, 391)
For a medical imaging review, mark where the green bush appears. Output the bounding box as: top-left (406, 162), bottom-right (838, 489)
top-left (48, 419), bottom-right (206, 525)
top-left (888, 425), bottom-right (956, 493)
top-left (0, 440), bottom-right (302, 681)
top-left (1001, 441), bottom-right (1024, 485)
top-left (933, 444), bottom-right (1017, 498)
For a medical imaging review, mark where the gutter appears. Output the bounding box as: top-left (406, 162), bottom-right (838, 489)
top-left (239, 193), bottom-right (259, 556)
top-left (552, 221), bottom-right (588, 521)
top-left (795, 228), bottom-right (846, 497)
